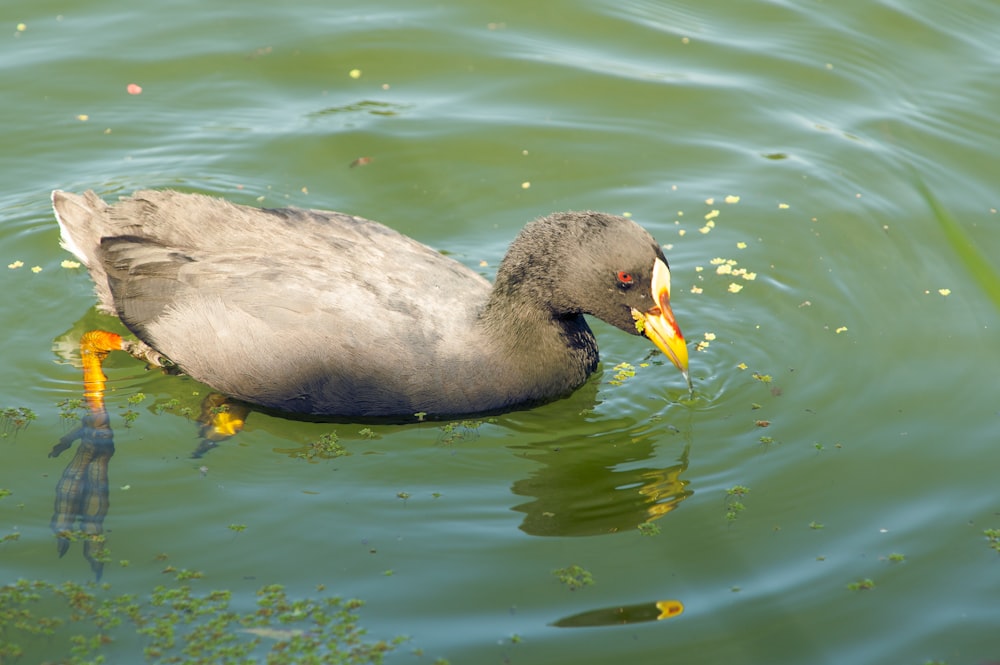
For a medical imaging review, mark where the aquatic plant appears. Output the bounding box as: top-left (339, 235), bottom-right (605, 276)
top-left (637, 521), bottom-right (661, 536)
top-left (438, 418), bottom-right (495, 445)
top-left (277, 432), bottom-right (349, 461)
top-left (984, 528), bottom-right (1000, 554)
top-left (847, 578), bottom-right (875, 591)
top-left (553, 565), bottom-right (594, 591)
top-left (0, 575), bottom-right (405, 664)
top-left (0, 406), bottom-right (37, 437)
top-left (725, 485), bottom-right (750, 522)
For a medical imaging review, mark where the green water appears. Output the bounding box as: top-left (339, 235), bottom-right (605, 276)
top-left (3, 0), bottom-right (1000, 663)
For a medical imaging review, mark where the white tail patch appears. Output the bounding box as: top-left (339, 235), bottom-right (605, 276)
top-left (51, 190), bottom-right (89, 266)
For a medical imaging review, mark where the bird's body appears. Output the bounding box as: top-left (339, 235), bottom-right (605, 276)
top-left (53, 190), bottom-right (688, 419)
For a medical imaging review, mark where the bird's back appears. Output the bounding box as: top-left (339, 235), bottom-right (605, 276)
top-left (54, 190), bottom-right (493, 416)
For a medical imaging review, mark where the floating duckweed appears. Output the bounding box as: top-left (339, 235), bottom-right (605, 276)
top-left (56, 399), bottom-right (83, 421)
top-left (725, 485), bottom-right (750, 522)
top-left (438, 418), bottom-right (492, 444)
top-left (1, 406), bottom-right (37, 436)
top-left (173, 568), bottom-right (204, 581)
top-left (637, 522), bottom-right (661, 536)
top-left (553, 565), bottom-right (594, 591)
top-left (0, 575), bottom-right (406, 663)
top-left (120, 408), bottom-right (139, 427)
top-left (847, 578), bottom-right (875, 591)
top-left (279, 432), bottom-right (349, 461)
top-left (609, 362), bottom-right (636, 386)
top-left (152, 398), bottom-right (181, 415)
top-left (984, 528), bottom-right (1000, 553)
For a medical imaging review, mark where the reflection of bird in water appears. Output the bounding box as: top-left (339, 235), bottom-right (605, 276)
top-left (638, 462), bottom-right (692, 521)
top-left (511, 432), bottom-right (692, 537)
top-left (552, 599), bottom-right (685, 627)
top-left (52, 189), bottom-right (689, 425)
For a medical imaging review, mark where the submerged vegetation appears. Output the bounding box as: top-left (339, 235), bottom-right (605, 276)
top-left (1, 488), bottom-right (18, 546)
top-left (1, 406), bottom-right (37, 437)
top-left (917, 178), bottom-right (1000, 311)
top-left (724, 485), bottom-right (750, 522)
top-left (0, 577), bottom-right (405, 664)
top-left (0, 505), bottom-right (441, 663)
top-left (121, 391), bottom-right (147, 427)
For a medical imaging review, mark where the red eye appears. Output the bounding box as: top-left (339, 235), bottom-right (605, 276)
top-left (617, 271), bottom-right (634, 285)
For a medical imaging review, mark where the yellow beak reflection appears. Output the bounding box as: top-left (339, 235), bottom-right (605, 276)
top-left (552, 599), bottom-right (685, 628)
top-left (632, 257), bottom-right (690, 388)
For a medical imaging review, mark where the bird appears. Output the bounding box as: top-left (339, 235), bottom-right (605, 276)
top-left (52, 189), bottom-right (689, 420)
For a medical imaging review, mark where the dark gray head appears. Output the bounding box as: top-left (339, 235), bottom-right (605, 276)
top-left (490, 211), bottom-right (689, 376)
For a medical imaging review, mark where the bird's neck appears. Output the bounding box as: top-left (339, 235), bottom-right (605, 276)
top-left (478, 288), bottom-right (599, 388)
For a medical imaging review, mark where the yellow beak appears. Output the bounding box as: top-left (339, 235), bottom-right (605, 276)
top-left (632, 258), bottom-right (690, 388)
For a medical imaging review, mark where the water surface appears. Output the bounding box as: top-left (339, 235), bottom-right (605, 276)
top-left (2, 1), bottom-right (1000, 663)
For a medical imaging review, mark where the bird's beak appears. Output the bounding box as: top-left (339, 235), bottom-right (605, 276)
top-left (631, 258), bottom-right (690, 387)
